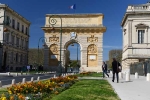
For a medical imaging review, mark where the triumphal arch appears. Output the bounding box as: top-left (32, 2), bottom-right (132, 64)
top-left (41, 13), bottom-right (106, 72)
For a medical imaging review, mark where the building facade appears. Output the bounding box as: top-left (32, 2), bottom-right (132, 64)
top-left (0, 3), bottom-right (30, 71)
top-left (121, 2), bottom-right (150, 73)
top-left (42, 14), bottom-right (106, 72)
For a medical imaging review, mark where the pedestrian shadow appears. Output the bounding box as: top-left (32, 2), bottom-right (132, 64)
top-left (120, 81), bottom-right (133, 83)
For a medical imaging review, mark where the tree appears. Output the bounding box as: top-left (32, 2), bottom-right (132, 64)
top-left (28, 48), bottom-right (44, 65)
top-left (108, 49), bottom-right (122, 69)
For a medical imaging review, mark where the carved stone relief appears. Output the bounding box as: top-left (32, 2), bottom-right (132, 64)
top-left (88, 44), bottom-right (97, 53)
top-left (50, 44), bottom-right (58, 54)
top-left (87, 35), bottom-right (98, 42)
top-left (49, 35), bottom-right (59, 42)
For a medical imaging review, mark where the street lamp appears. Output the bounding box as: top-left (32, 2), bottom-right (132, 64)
top-left (77, 43), bottom-right (79, 68)
top-left (38, 37), bottom-right (47, 72)
top-left (49, 15), bottom-right (62, 76)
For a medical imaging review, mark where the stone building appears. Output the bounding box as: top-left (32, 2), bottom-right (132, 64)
top-left (42, 14), bottom-right (106, 72)
top-left (0, 3), bottom-right (30, 71)
top-left (121, 2), bottom-right (150, 73)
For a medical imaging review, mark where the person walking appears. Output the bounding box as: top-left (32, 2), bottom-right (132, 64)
top-left (112, 58), bottom-right (121, 83)
top-left (102, 61), bottom-right (109, 78)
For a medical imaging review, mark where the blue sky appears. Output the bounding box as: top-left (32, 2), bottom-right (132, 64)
top-left (1, 0), bottom-right (148, 61)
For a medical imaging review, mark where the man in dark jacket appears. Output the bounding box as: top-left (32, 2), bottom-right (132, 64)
top-left (112, 58), bottom-right (121, 83)
top-left (102, 61), bottom-right (109, 78)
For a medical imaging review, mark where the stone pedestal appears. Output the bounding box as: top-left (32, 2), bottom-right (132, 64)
top-left (22, 78), bottom-right (26, 84)
top-left (119, 72), bottom-right (123, 79)
top-left (37, 76), bottom-right (40, 81)
top-left (16, 73), bottom-right (18, 76)
top-left (125, 72), bottom-right (130, 81)
top-left (12, 79), bottom-right (15, 85)
top-left (31, 77), bottom-right (34, 82)
top-left (135, 72), bottom-right (139, 79)
top-left (146, 73), bottom-right (150, 81)
top-left (0, 81), bottom-right (2, 87)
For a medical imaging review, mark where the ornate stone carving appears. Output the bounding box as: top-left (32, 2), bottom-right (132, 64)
top-left (88, 44), bottom-right (97, 53)
top-left (87, 35), bottom-right (98, 42)
top-left (50, 44), bottom-right (58, 54)
top-left (49, 35), bottom-right (59, 42)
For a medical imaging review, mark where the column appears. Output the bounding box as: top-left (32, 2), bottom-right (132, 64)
top-left (81, 49), bottom-right (87, 67)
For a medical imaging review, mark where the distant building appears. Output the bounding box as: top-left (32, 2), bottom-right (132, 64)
top-left (121, 2), bottom-right (150, 72)
top-left (0, 3), bottom-right (30, 71)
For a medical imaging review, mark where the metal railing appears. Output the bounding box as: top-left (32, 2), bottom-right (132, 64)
top-left (130, 60), bottom-right (150, 76)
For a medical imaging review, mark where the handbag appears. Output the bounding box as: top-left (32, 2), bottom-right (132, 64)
top-left (117, 62), bottom-right (121, 72)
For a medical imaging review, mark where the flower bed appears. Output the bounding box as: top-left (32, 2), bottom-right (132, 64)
top-left (0, 75), bottom-right (78, 100)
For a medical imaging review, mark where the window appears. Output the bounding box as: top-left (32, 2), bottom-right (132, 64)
top-left (25, 27), bottom-right (28, 35)
top-left (22, 25), bottom-right (24, 33)
top-left (11, 52), bottom-right (13, 63)
top-left (16, 37), bottom-right (19, 47)
top-left (11, 35), bottom-right (14, 45)
top-left (5, 33), bottom-right (9, 42)
top-left (138, 30), bottom-right (145, 44)
top-left (17, 22), bottom-right (20, 30)
top-left (20, 54), bottom-right (22, 63)
top-left (12, 19), bottom-right (15, 29)
top-left (21, 39), bottom-right (24, 48)
top-left (6, 16), bottom-right (10, 25)
top-left (16, 53), bottom-right (18, 62)
top-left (26, 41), bottom-right (28, 49)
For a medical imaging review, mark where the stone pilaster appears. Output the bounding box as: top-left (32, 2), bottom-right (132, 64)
top-left (128, 20), bottom-right (132, 47)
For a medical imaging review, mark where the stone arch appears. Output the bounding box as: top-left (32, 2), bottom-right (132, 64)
top-left (64, 39), bottom-right (82, 50)
top-left (42, 14), bottom-right (106, 72)
top-left (63, 39), bottom-right (82, 72)
top-left (87, 44), bottom-right (98, 67)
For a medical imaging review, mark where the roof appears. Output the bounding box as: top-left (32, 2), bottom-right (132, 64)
top-left (46, 13), bottom-right (104, 18)
top-left (0, 3), bottom-right (30, 25)
top-left (121, 2), bottom-right (150, 26)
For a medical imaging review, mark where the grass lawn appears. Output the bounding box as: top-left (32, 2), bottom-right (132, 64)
top-left (76, 72), bottom-right (103, 77)
top-left (48, 79), bottom-right (120, 100)
top-left (0, 88), bottom-right (7, 94)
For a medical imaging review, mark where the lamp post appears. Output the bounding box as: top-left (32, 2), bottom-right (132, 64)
top-left (77, 43), bottom-right (78, 68)
top-left (38, 37), bottom-right (47, 72)
top-left (49, 15), bottom-right (62, 76)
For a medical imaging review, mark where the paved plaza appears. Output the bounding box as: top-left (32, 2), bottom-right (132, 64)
top-left (106, 74), bottom-right (150, 100)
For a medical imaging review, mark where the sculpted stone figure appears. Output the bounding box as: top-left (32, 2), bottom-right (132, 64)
top-left (88, 44), bottom-right (97, 53)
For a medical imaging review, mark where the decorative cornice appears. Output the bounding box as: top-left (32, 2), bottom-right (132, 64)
top-left (0, 4), bottom-right (30, 25)
top-left (41, 27), bottom-right (106, 33)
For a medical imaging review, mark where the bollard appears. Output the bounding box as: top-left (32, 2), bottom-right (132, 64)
top-left (22, 78), bottom-right (26, 84)
top-left (0, 81), bottom-right (2, 87)
top-left (54, 74), bottom-right (56, 78)
top-left (110, 71), bottom-right (113, 75)
top-left (16, 73), bottom-right (18, 76)
top-left (119, 72), bottom-right (123, 79)
top-left (7, 72), bottom-right (10, 76)
top-left (26, 72), bottom-right (27, 75)
top-left (135, 72), bottom-right (139, 79)
top-left (12, 79), bottom-right (16, 85)
top-left (146, 73), bottom-right (150, 81)
top-left (125, 72), bottom-right (130, 81)
top-left (37, 76), bottom-right (40, 81)
top-left (30, 77), bottom-right (33, 82)
top-left (11, 79), bottom-right (16, 85)
top-left (21, 71), bottom-right (23, 75)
